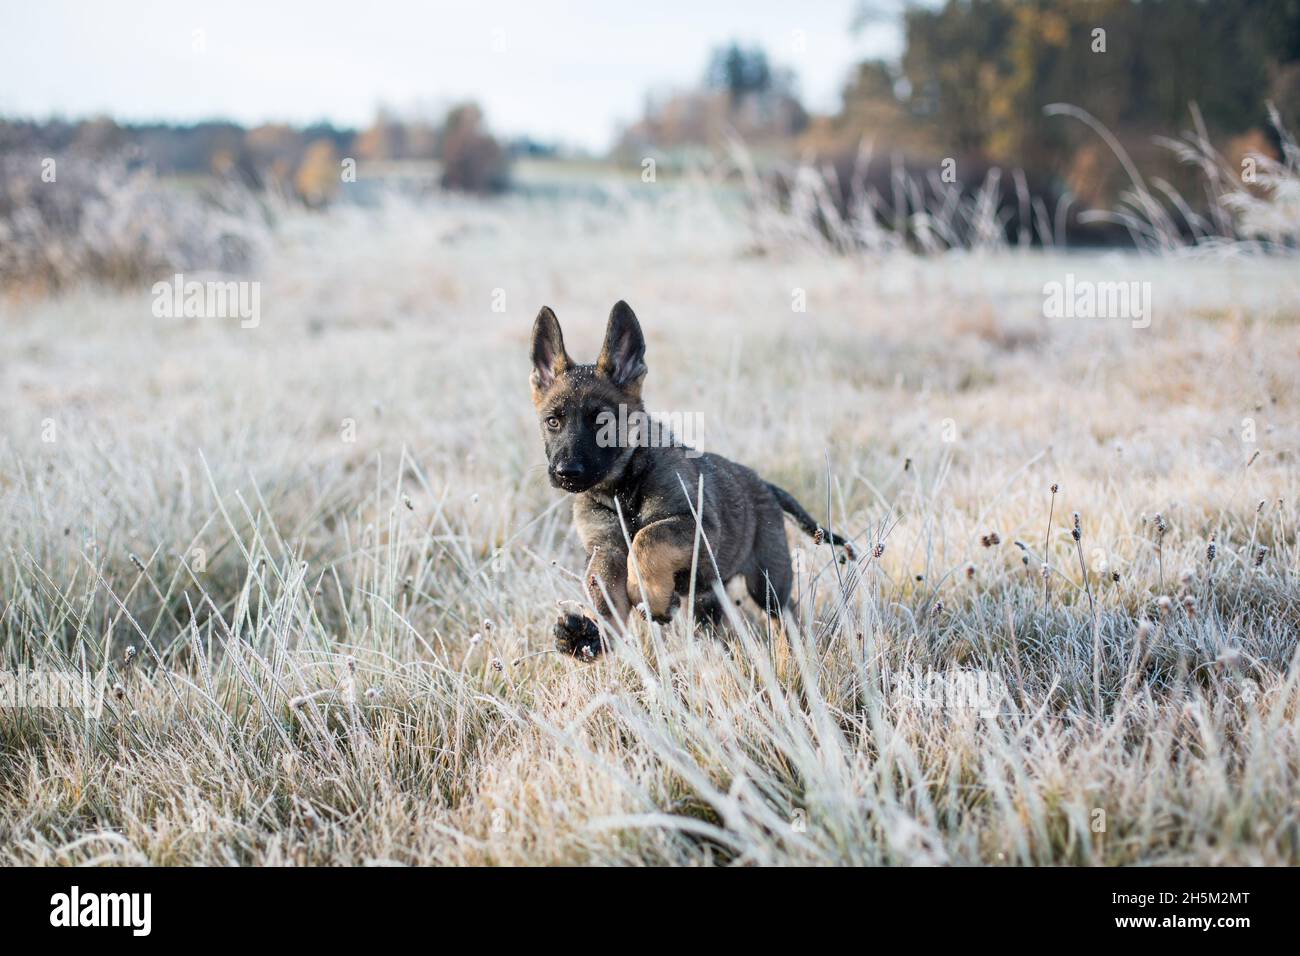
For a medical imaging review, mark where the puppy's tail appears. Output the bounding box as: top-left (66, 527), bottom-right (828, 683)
top-left (768, 483), bottom-right (855, 556)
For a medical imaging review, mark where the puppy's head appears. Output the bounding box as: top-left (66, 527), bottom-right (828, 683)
top-left (530, 300), bottom-right (647, 493)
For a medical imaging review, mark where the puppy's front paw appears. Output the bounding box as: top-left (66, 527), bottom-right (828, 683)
top-left (554, 612), bottom-right (604, 661)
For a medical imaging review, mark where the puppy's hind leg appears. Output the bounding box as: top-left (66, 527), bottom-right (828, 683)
top-left (745, 564), bottom-right (792, 628)
top-left (745, 514), bottom-right (794, 628)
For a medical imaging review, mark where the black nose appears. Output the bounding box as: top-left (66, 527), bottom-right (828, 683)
top-left (554, 462), bottom-right (586, 482)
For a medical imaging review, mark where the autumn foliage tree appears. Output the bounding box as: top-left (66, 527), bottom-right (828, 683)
top-left (438, 103), bottom-right (509, 194)
top-left (294, 139), bottom-right (341, 207)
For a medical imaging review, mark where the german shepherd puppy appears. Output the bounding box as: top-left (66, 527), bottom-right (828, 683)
top-left (530, 300), bottom-right (852, 659)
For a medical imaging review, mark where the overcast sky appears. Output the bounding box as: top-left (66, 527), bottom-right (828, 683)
top-left (0, 0), bottom-right (903, 152)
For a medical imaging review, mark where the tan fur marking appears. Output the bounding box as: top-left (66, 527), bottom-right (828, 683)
top-left (587, 549), bottom-right (631, 622)
top-left (627, 531), bottom-right (692, 619)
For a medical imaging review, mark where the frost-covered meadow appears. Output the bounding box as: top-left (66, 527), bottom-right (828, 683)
top-left (2, 178), bottom-right (1299, 865)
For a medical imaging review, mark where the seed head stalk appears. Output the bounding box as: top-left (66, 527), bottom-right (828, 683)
top-left (1043, 483), bottom-right (1059, 606)
top-left (1072, 511), bottom-right (1100, 715)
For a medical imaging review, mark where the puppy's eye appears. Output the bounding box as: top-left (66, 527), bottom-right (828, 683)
top-left (546, 416), bottom-right (561, 430)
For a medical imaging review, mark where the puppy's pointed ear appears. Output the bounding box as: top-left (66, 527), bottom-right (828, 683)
top-left (596, 300), bottom-right (647, 394)
top-left (531, 306), bottom-right (572, 402)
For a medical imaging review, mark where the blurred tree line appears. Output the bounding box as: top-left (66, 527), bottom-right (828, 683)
top-left (617, 2), bottom-right (1297, 214)
top-left (0, 101), bottom-right (514, 204)
top-left (820, 0), bottom-right (1300, 205)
